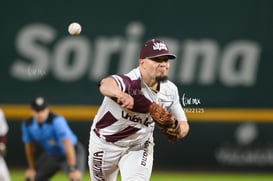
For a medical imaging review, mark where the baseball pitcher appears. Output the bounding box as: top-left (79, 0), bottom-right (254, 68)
top-left (88, 39), bottom-right (189, 181)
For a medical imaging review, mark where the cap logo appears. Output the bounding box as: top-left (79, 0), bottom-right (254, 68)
top-left (153, 42), bottom-right (168, 51)
top-left (36, 97), bottom-right (44, 106)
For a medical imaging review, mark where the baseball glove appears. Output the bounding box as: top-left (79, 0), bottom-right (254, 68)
top-left (149, 102), bottom-right (181, 143)
top-left (160, 121), bottom-right (181, 144)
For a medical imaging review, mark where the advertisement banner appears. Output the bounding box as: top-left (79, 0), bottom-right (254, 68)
top-left (1, 0), bottom-right (273, 108)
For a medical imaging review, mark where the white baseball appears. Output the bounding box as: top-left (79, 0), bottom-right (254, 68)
top-left (68, 22), bottom-right (82, 35)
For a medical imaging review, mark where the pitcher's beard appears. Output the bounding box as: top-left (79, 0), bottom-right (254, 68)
top-left (155, 76), bottom-right (168, 83)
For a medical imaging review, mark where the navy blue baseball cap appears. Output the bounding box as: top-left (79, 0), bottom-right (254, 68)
top-left (31, 96), bottom-right (48, 111)
top-left (139, 39), bottom-right (176, 60)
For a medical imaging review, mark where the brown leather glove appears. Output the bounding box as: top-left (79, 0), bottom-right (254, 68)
top-left (149, 102), bottom-right (181, 143)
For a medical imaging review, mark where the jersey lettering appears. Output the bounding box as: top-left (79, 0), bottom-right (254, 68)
top-left (141, 140), bottom-right (151, 167)
top-left (121, 111), bottom-right (152, 126)
top-left (93, 151), bottom-right (104, 180)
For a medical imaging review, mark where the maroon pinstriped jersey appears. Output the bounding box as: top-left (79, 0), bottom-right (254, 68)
top-left (91, 67), bottom-right (187, 146)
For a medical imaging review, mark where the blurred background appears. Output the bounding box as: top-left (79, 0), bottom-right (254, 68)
top-left (1, 0), bottom-right (273, 173)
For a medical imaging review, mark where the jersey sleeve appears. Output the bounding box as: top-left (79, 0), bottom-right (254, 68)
top-left (170, 87), bottom-right (187, 122)
top-left (21, 122), bottom-right (32, 143)
top-left (53, 116), bottom-right (74, 142)
top-left (110, 68), bottom-right (140, 93)
top-left (111, 74), bottom-right (126, 92)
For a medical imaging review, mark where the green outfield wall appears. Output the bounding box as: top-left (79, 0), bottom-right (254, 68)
top-left (2, 0), bottom-right (273, 170)
top-left (1, 0), bottom-right (273, 107)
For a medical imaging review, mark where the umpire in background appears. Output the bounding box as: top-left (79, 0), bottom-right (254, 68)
top-left (21, 96), bottom-right (86, 181)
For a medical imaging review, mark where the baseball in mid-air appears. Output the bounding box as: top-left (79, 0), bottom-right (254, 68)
top-left (68, 22), bottom-right (82, 35)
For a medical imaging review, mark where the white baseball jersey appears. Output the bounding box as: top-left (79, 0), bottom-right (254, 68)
top-left (91, 67), bottom-right (187, 147)
top-left (0, 109), bottom-right (8, 136)
top-left (0, 109), bottom-right (11, 181)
